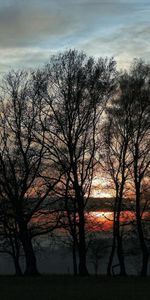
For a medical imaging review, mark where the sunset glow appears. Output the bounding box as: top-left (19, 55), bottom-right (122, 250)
top-left (91, 177), bottom-right (113, 198)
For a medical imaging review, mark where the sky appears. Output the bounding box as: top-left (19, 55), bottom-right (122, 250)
top-left (0, 0), bottom-right (149, 74)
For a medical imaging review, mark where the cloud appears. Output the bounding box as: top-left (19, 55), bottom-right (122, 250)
top-left (0, 47), bottom-right (54, 75)
top-left (0, 0), bottom-right (141, 48)
top-left (0, 3), bottom-right (75, 48)
top-left (79, 22), bottom-right (150, 68)
top-left (0, 0), bottom-right (149, 72)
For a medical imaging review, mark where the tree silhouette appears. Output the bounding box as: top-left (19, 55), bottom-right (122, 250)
top-left (35, 50), bottom-right (116, 275)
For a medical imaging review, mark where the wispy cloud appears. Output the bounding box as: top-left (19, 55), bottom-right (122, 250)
top-left (0, 0), bottom-right (149, 73)
top-left (80, 23), bottom-right (150, 68)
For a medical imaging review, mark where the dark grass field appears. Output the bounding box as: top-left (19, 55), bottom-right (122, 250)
top-left (0, 275), bottom-right (149, 300)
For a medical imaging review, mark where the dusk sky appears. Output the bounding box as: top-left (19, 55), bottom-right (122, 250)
top-left (0, 0), bottom-right (149, 74)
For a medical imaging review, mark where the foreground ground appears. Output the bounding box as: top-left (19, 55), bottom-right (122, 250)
top-left (0, 275), bottom-right (149, 300)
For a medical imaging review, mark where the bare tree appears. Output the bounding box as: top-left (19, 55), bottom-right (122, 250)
top-left (121, 60), bottom-right (150, 276)
top-left (35, 50), bottom-right (116, 275)
top-left (0, 196), bottom-right (23, 275)
top-left (0, 70), bottom-right (61, 275)
top-left (101, 90), bottom-right (132, 276)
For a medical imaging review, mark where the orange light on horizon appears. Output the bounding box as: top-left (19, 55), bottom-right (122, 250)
top-left (90, 176), bottom-right (114, 198)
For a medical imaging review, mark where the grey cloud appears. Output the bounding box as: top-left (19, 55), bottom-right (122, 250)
top-left (0, 0), bottom-right (140, 48)
top-left (0, 0), bottom-right (149, 72)
top-left (0, 47), bottom-right (52, 75)
top-left (0, 4), bottom-right (75, 48)
top-left (80, 23), bottom-right (150, 68)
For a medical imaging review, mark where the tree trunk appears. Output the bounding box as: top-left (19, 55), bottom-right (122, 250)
top-left (116, 235), bottom-right (126, 276)
top-left (22, 235), bottom-right (39, 275)
top-left (9, 233), bottom-right (22, 276)
top-left (94, 258), bottom-right (99, 276)
top-left (136, 208), bottom-right (149, 276)
top-left (73, 177), bottom-right (88, 276)
top-left (72, 240), bottom-right (78, 276)
top-left (78, 207), bottom-right (89, 276)
top-left (107, 198), bottom-right (117, 276)
top-left (141, 250), bottom-right (149, 277)
top-left (14, 257), bottom-right (22, 276)
top-left (116, 197), bottom-right (126, 276)
top-left (107, 230), bottom-right (116, 276)
top-left (19, 223), bottom-right (39, 275)
top-left (136, 183), bottom-right (149, 276)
